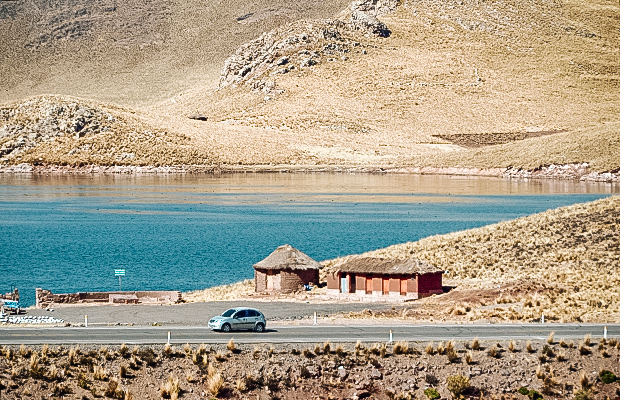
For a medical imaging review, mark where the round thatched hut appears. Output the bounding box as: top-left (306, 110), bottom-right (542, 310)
top-left (253, 244), bottom-right (320, 293)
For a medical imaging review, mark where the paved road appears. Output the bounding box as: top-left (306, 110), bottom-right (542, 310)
top-left (1, 324), bottom-right (617, 345)
top-left (24, 301), bottom-right (393, 326)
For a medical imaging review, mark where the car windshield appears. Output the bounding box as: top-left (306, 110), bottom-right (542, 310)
top-left (221, 309), bottom-right (236, 318)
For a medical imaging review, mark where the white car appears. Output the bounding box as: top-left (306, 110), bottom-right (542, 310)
top-left (208, 307), bottom-right (266, 332)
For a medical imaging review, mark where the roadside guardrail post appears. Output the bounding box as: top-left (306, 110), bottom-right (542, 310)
top-left (167, 331), bottom-right (171, 345)
top-left (314, 311), bottom-right (317, 325)
top-left (389, 330), bottom-right (393, 344)
top-left (541, 314), bottom-right (545, 323)
top-left (604, 326), bottom-right (608, 340)
top-left (85, 315), bottom-right (88, 327)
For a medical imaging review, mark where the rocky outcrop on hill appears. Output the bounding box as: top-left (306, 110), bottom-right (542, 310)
top-left (0, 95), bottom-right (214, 167)
top-left (219, 0), bottom-right (399, 88)
top-left (0, 96), bottom-right (117, 159)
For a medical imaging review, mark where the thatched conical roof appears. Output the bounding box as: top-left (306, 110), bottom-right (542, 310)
top-left (253, 244), bottom-right (321, 271)
top-left (334, 257), bottom-right (442, 275)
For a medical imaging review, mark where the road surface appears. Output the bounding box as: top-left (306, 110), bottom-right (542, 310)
top-left (1, 324), bottom-right (617, 345)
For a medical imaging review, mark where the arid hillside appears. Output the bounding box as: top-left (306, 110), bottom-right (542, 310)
top-left (1, 0), bottom-right (619, 170)
top-left (0, 0), bottom-right (350, 106)
top-left (324, 196), bottom-right (620, 324)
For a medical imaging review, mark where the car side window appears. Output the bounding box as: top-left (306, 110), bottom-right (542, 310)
top-left (235, 310), bottom-right (246, 318)
top-left (247, 310), bottom-right (257, 317)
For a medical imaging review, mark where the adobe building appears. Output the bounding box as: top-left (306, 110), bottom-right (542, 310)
top-left (326, 257), bottom-right (443, 299)
top-left (253, 244), bottom-right (320, 293)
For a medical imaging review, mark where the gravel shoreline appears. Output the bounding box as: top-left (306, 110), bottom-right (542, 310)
top-left (1, 163), bottom-right (618, 182)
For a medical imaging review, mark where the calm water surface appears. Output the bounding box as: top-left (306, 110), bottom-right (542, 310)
top-left (1, 173), bottom-right (618, 306)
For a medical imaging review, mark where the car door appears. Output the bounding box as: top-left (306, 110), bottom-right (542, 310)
top-left (245, 310), bottom-right (258, 329)
top-left (232, 310), bottom-right (247, 330)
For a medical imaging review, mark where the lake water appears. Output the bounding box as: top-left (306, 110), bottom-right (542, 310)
top-left (1, 173), bottom-right (618, 307)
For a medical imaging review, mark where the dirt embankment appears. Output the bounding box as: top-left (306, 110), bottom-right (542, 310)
top-left (0, 339), bottom-right (619, 399)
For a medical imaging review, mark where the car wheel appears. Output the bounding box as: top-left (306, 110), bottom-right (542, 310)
top-left (254, 323), bottom-right (265, 333)
top-left (221, 323), bottom-right (231, 333)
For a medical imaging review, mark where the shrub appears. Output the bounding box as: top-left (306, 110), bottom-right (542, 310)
top-left (465, 351), bottom-right (474, 365)
top-left (599, 369), bottom-right (617, 384)
top-left (214, 350), bottom-right (227, 361)
top-left (77, 372), bottom-right (89, 389)
top-left (226, 339), bottom-right (236, 353)
top-left (162, 343), bottom-right (174, 358)
top-left (52, 383), bottom-right (72, 396)
top-left (207, 373), bottom-right (224, 397)
top-left (542, 345), bottom-right (554, 358)
top-left (393, 341), bottom-right (410, 355)
top-left (119, 364), bottom-right (128, 378)
top-left (446, 348), bottom-right (459, 363)
top-left (547, 331), bottom-right (555, 344)
top-left (161, 375), bottom-right (181, 400)
top-left (518, 387), bottom-right (543, 400)
top-left (579, 371), bottom-right (591, 390)
top-left (424, 388), bottom-right (440, 399)
top-left (323, 341), bottom-right (331, 354)
top-left (471, 338), bottom-right (480, 351)
top-left (303, 348), bottom-right (315, 359)
top-left (93, 365), bottom-right (108, 381)
top-left (508, 340), bottom-right (517, 352)
top-left (138, 348), bottom-right (158, 366)
top-left (119, 343), bottom-right (129, 358)
top-left (19, 344), bottom-right (32, 358)
top-left (380, 343), bottom-right (388, 358)
top-left (183, 343), bottom-right (192, 355)
top-left (574, 389), bottom-right (594, 400)
top-left (526, 340), bottom-right (535, 353)
top-left (29, 354), bottom-right (44, 379)
top-left (235, 377), bottom-right (247, 392)
top-left (425, 342), bottom-right (435, 355)
top-left (447, 375), bottom-right (470, 398)
top-left (556, 351), bottom-right (567, 362)
top-left (488, 345), bottom-right (500, 358)
top-left (579, 343), bottom-right (591, 355)
top-left (335, 344), bottom-right (346, 357)
top-left (583, 334), bottom-right (592, 346)
top-left (104, 378), bottom-right (123, 398)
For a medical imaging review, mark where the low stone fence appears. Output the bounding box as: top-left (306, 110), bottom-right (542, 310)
top-left (35, 288), bottom-right (182, 309)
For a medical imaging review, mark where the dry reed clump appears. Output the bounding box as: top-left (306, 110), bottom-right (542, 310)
top-left (162, 343), bottom-right (175, 358)
top-left (19, 344), bottom-right (32, 358)
top-left (207, 370), bottom-right (224, 397)
top-left (93, 365), bottom-right (108, 381)
top-left (393, 341), bottom-right (410, 355)
top-left (119, 343), bottom-right (130, 358)
top-left (324, 197), bottom-right (620, 323)
top-left (526, 340), bottom-right (535, 354)
top-left (425, 342), bottom-right (435, 355)
top-left (182, 279), bottom-right (255, 302)
top-left (161, 375), bottom-right (181, 400)
top-left (226, 338), bottom-right (237, 353)
top-left (471, 338), bottom-right (480, 351)
top-left (214, 350), bottom-right (227, 362)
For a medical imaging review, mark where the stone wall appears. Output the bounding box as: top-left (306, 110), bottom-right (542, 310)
top-left (35, 288), bottom-right (181, 309)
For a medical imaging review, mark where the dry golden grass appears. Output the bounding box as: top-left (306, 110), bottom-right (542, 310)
top-left (182, 279), bottom-right (254, 302)
top-left (325, 196), bottom-right (620, 323)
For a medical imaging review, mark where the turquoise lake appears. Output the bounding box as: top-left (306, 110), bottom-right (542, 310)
top-left (1, 173), bottom-right (618, 307)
